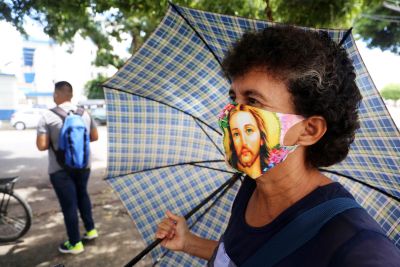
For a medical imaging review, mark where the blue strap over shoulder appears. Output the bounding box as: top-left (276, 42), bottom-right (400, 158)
top-left (242, 197), bottom-right (362, 267)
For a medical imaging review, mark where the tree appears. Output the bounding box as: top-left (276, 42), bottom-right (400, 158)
top-left (0, 0), bottom-right (266, 69)
top-left (2, 0), bottom-right (399, 99)
top-left (354, 2), bottom-right (400, 54)
top-left (5, 0), bottom-right (399, 70)
top-left (380, 83), bottom-right (400, 101)
top-left (270, 0), bottom-right (364, 28)
top-left (266, 0), bottom-right (400, 54)
top-left (84, 74), bottom-right (108, 99)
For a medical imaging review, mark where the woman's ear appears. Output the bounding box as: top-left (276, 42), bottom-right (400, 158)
top-left (297, 116), bottom-right (327, 146)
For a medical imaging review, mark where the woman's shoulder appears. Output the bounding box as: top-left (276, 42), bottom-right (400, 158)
top-left (318, 182), bottom-right (385, 236)
top-left (329, 225), bottom-right (400, 266)
top-left (317, 184), bottom-right (400, 266)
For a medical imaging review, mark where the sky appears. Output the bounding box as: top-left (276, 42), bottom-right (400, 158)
top-left (0, 19), bottom-right (399, 96)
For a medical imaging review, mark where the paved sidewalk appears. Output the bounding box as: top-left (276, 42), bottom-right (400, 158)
top-left (0, 186), bottom-right (151, 267)
top-left (0, 127), bottom-right (152, 267)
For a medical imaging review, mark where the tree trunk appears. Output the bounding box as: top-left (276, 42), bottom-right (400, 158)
top-left (130, 31), bottom-right (138, 53)
top-left (265, 0), bottom-right (274, 21)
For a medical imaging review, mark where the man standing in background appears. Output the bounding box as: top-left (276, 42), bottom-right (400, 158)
top-left (36, 81), bottom-right (99, 254)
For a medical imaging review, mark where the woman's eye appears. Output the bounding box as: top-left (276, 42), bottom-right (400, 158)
top-left (248, 98), bottom-right (258, 105)
top-left (232, 132), bottom-right (239, 137)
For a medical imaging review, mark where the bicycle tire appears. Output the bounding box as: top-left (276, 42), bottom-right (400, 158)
top-left (0, 190), bottom-right (32, 242)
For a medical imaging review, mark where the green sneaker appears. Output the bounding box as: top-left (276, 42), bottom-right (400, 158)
top-left (83, 229), bottom-right (98, 240)
top-left (58, 241), bottom-right (84, 254)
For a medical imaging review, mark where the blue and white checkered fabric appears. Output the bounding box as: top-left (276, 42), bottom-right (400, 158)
top-left (104, 4), bottom-right (400, 265)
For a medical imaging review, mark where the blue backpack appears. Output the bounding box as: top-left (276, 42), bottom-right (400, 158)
top-left (50, 107), bottom-right (90, 170)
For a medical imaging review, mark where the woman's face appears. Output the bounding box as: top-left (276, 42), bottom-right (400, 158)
top-left (229, 68), bottom-right (295, 114)
top-left (229, 68), bottom-right (299, 146)
top-left (229, 111), bottom-right (261, 168)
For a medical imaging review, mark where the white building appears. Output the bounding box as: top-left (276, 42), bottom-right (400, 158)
top-left (0, 73), bottom-right (19, 120)
top-left (0, 21), bottom-right (118, 120)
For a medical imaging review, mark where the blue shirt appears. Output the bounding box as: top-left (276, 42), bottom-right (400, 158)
top-left (209, 177), bottom-right (400, 266)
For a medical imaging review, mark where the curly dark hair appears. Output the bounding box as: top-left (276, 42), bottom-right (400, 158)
top-left (222, 26), bottom-right (362, 168)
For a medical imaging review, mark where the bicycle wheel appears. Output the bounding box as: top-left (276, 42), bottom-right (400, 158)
top-left (0, 190), bottom-right (32, 242)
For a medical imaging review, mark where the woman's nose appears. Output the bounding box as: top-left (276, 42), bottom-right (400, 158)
top-left (233, 96), bottom-right (245, 105)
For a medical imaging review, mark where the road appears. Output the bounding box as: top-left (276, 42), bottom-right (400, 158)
top-left (0, 126), bottom-right (151, 267)
top-left (0, 127), bottom-right (108, 215)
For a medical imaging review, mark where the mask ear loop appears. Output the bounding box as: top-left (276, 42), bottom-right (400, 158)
top-left (277, 113), bottom-right (305, 145)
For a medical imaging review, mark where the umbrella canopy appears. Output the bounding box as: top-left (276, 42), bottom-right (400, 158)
top-left (103, 3), bottom-right (400, 266)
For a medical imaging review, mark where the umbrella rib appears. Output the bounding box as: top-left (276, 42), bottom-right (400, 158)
top-left (169, 1), bottom-right (224, 69)
top-left (125, 173), bottom-right (242, 267)
top-left (105, 160), bottom-right (226, 180)
top-left (338, 27), bottom-right (353, 46)
top-left (194, 118), bottom-right (224, 156)
top-left (189, 163), bottom-right (235, 174)
top-left (320, 168), bottom-right (400, 203)
top-left (103, 85), bottom-right (222, 136)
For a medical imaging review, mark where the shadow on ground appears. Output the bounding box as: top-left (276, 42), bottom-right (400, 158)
top-left (0, 127), bottom-right (152, 266)
top-left (0, 187), bottom-right (152, 267)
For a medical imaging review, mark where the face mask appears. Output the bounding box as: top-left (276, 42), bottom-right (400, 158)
top-left (218, 103), bottom-right (304, 179)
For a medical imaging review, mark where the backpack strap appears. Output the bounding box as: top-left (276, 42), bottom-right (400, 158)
top-left (51, 106), bottom-right (85, 121)
top-left (242, 197), bottom-right (362, 267)
top-left (49, 106), bottom-right (68, 153)
top-left (50, 107), bottom-right (69, 122)
top-left (49, 107), bottom-right (70, 167)
top-left (75, 107), bottom-right (85, 116)
top-left (49, 107), bottom-right (67, 154)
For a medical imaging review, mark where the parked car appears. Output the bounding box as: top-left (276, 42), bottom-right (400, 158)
top-left (90, 107), bottom-right (107, 125)
top-left (10, 108), bottom-right (44, 130)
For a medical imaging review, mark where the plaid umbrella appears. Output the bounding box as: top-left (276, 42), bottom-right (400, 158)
top-left (103, 3), bottom-right (400, 266)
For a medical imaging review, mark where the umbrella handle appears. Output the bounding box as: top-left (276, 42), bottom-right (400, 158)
top-left (123, 173), bottom-right (242, 267)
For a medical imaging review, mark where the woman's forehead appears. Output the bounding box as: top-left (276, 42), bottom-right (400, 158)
top-left (229, 69), bottom-right (294, 113)
top-left (231, 70), bottom-right (287, 95)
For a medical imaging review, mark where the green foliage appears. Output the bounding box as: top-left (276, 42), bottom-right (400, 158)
top-left (195, 0), bottom-right (267, 18)
top-left (271, 0), bottom-right (364, 28)
top-left (380, 83), bottom-right (400, 100)
top-left (94, 49), bottom-right (125, 69)
top-left (0, 0), bottom-right (267, 68)
top-left (2, 0), bottom-right (399, 70)
top-left (84, 74), bottom-right (108, 99)
top-left (354, 2), bottom-right (400, 55)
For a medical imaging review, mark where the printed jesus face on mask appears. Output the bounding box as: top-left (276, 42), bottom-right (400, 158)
top-left (229, 109), bottom-right (263, 177)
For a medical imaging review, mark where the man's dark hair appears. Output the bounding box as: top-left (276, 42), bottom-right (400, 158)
top-left (55, 81), bottom-right (73, 93)
top-left (222, 26), bottom-right (362, 168)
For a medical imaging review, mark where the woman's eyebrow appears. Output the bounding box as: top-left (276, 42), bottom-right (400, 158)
top-left (244, 89), bottom-right (267, 100)
top-left (229, 88), bottom-right (265, 97)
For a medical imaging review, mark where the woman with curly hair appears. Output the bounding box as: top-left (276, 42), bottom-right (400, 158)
top-left (156, 26), bottom-right (400, 266)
